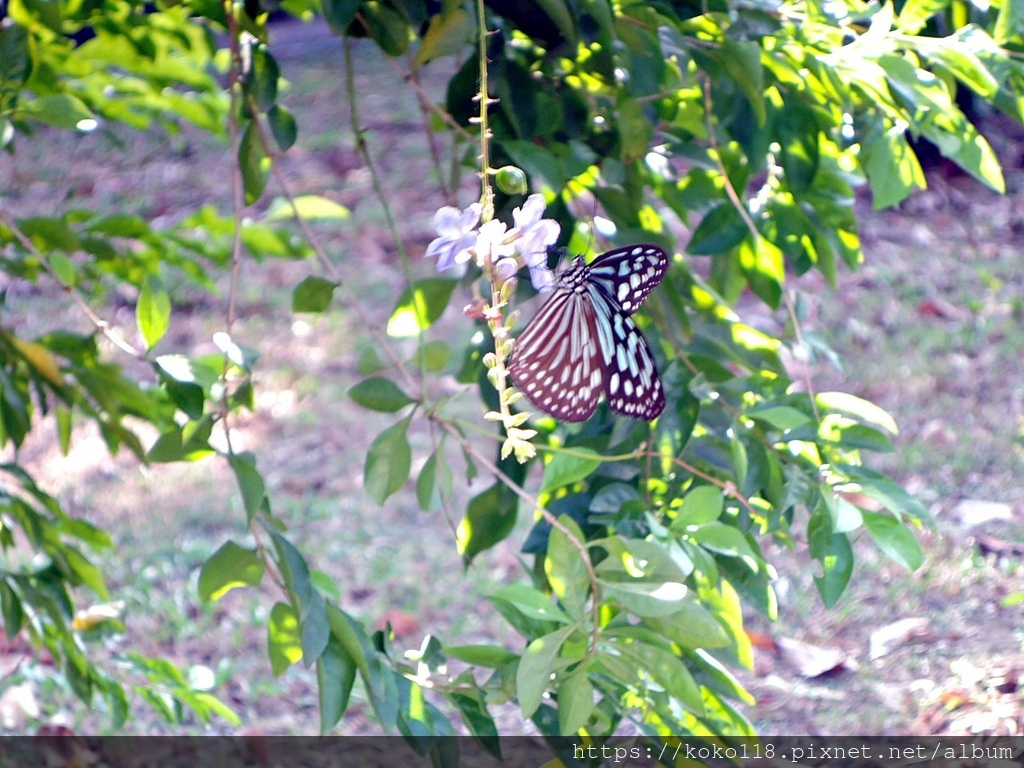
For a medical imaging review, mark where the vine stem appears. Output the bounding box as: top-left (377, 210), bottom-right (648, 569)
top-left (438, 419), bottom-right (603, 660)
top-left (223, 1), bottom-right (286, 592)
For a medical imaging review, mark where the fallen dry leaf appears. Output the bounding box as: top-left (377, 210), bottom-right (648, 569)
top-left (869, 617), bottom-right (931, 660)
top-left (776, 636), bottom-right (852, 678)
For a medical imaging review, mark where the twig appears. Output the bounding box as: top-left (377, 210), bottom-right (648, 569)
top-left (0, 212), bottom-right (144, 359)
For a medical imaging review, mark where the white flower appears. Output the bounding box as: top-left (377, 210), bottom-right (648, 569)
top-left (510, 194), bottom-right (559, 291)
top-left (425, 203), bottom-right (481, 271)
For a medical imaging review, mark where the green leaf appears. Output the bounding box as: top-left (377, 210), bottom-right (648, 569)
top-left (267, 105), bottom-right (298, 151)
top-left (815, 391), bottom-right (899, 434)
top-left (644, 601), bottom-right (730, 649)
top-left (994, 0), bottom-right (1024, 43)
top-left (363, 416), bottom-right (413, 504)
top-left (690, 522), bottom-right (757, 559)
top-left (292, 276), bottom-right (338, 313)
top-left (317, 636), bottom-right (357, 734)
top-left (808, 502), bottom-right (853, 607)
top-left (457, 483), bottom-right (518, 564)
top-left (136, 275), bottom-right (171, 351)
top-left (545, 515), bottom-right (589, 619)
top-left (517, 624), bottom-right (577, 719)
top-left (720, 39), bottom-right (766, 126)
top-left (364, 0), bottom-right (410, 56)
top-left (862, 511), bottom-right (923, 570)
top-left (246, 45), bottom-right (280, 112)
top-left (820, 486), bottom-right (864, 534)
top-left (670, 486), bottom-right (724, 530)
top-left (898, 0), bottom-right (951, 34)
top-left (488, 584), bottom-right (571, 624)
top-left (49, 251), bottom-right (77, 287)
top-left (618, 98), bottom-right (653, 162)
top-left (387, 278), bottom-right (457, 337)
top-left (411, 340), bottom-right (450, 372)
top-left (445, 644), bottom-right (518, 667)
top-left (228, 453), bottom-right (266, 522)
top-left (268, 601), bottom-right (303, 676)
top-left (617, 641), bottom-right (704, 715)
top-left (198, 541), bottom-right (265, 603)
top-left (688, 203), bottom-right (748, 255)
top-left (557, 666), bottom-right (594, 734)
top-left (598, 578), bottom-right (688, 617)
top-left (416, 450), bottom-right (453, 513)
top-left (540, 449), bottom-right (602, 494)
top-left (414, 8), bottom-right (472, 68)
top-left (322, 0), bottom-right (360, 33)
top-left (272, 532), bottom-right (331, 666)
top-left (862, 125), bottom-right (925, 209)
top-left (268, 195), bottom-right (350, 221)
top-left (348, 377), bottom-right (416, 412)
top-left (239, 120), bottom-right (270, 205)
top-left (21, 93), bottom-right (94, 129)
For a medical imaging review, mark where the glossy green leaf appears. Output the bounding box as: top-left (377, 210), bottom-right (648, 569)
top-left (616, 641), bottom-right (704, 714)
top-left (808, 502), bottom-right (853, 607)
top-left (862, 511), bottom-right (923, 570)
top-left (271, 532), bottom-right (330, 666)
top-left (456, 482), bottom-right (519, 563)
top-left (517, 624), bottom-right (576, 719)
top-left (348, 377), bottom-right (415, 412)
top-left (690, 522), bottom-right (757, 560)
top-left (267, 105), bottom-right (298, 150)
top-left (136, 275), bottom-right (171, 351)
top-left (322, 0), bottom-right (360, 33)
top-left (246, 45), bottom-right (279, 112)
top-left (540, 449), bottom-right (602, 494)
top-left (363, 415), bottom-right (413, 504)
top-left (557, 666), bottom-right (594, 734)
top-left (816, 391), bottom-right (899, 434)
top-left (545, 515), bottom-right (589, 619)
top-left (671, 486), bottom-right (724, 530)
top-left (598, 578), bottom-right (688, 617)
top-left (268, 601), bottom-right (303, 676)
top-left (387, 278), bottom-right (457, 337)
top-left (268, 195), bottom-right (349, 221)
top-left (445, 644), bottom-right (518, 667)
top-left (364, 0), bottom-right (410, 56)
top-left (228, 453), bottom-right (266, 522)
top-left (198, 541), bottom-right (265, 603)
top-left (488, 584), bottom-right (571, 624)
top-left (292, 276), bottom-right (338, 313)
top-left (21, 94), bottom-right (93, 129)
top-left (317, 636), bottom-right (357, 734)
top-left (688, 204), bottom-right (748, 255)
top-left (644, 601), bottom-right (730, 649)
top-left (239, 120), bottom-right (270, 205)
top-left (416, 450), bottom-right (453, 513)
top-left (414, 8), bottom-right (472, 67)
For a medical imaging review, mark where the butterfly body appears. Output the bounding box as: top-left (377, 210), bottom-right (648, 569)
top-left (509, 244), bottom-right (669, 422)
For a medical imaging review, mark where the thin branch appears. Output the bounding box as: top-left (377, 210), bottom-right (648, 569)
top-left (439, 419), bottom-right (603, 659)
top-left (0, 212), bottom-right (144, 359)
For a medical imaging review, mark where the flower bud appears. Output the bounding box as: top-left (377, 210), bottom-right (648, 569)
top-left (495, 165), bottom-right (528, 195)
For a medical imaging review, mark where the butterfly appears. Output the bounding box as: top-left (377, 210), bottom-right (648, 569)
top-left (509, 244), bottom-right (669, 423)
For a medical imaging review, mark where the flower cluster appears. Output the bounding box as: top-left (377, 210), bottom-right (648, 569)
top-left (424, 194), bottom-right (558, 291)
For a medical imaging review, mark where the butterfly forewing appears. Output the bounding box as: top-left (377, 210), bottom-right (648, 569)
top-left (509, 243), bottom-right (669, 422)
top-left (586, 244), bottom-right (669, 315)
